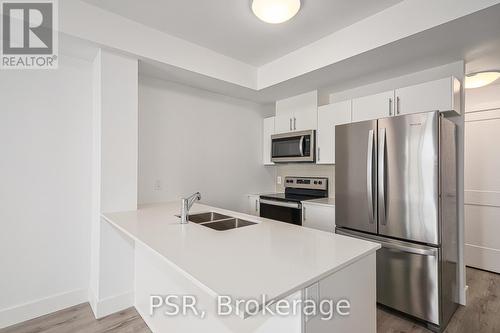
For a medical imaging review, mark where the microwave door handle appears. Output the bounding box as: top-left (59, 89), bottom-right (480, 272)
top-left (299, 136), bottom-right (305, 156)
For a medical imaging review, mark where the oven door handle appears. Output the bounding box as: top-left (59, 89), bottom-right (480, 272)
top-left (259, 199), bottom-right (301, 209)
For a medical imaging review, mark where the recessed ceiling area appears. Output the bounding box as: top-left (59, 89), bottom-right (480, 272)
top-left (80, 0), bottom-right (403, 66)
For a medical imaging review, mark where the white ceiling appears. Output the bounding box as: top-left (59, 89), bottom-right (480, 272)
top-left (138, 4), bottom-right (500, 103)
top-left (81, 0), bottom-right (403, 66)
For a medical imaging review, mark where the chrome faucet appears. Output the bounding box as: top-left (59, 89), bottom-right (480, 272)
top-left (180, 192), bottom-right (201, 224)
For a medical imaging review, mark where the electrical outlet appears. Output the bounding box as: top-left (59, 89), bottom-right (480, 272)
top-left (154, 180), bottom-right (162, 191)
top-left (277, 176), bottom-right (282, 185)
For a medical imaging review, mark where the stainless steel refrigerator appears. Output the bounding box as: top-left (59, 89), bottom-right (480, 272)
top-left (335, 111), bottom-right (459, 332)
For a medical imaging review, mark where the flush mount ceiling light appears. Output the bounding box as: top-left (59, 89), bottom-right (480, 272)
top-left (465, 71), bottom-right (500, 89)
top-left (252, 0), bottom-right (301, 24)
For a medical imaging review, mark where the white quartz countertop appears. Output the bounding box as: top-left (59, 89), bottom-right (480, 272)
top-left (102, 201), bottom-right (378, 316)
top-left (303, 197), bottom-right (336, 207)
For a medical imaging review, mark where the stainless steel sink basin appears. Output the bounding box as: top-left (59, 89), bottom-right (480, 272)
top-left (185, 212), bottom-right (231, 224)
top-left (202, 218), bottom-right (257, 231)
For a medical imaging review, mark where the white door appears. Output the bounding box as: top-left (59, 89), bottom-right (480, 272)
top-left (262, 117), bottom-right (275, 165)
top-left (317, 101), bottom-right (351, 164)
top-left (464, 108), bottom-right (500, 273)
top-left (247, 195), bottom-right (260, 216)
top-left (302, 203), bottom-right (335, 232)
top-left (395, 77), bottom-right (459, 115)
top-left (352, 90), bottom-right (395, 122)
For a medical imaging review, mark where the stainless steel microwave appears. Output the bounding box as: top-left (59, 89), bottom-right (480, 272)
top-left (271, 130), bottom-right (316, 163)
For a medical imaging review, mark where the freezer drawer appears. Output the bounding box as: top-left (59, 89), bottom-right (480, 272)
top-left (377, 241), bottom-right (439, 325)
top-left (336, 229), bottom-right (440, 325)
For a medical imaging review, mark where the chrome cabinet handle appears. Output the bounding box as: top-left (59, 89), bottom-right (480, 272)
top-left (255, 199), bottom-right (258, 212)
top-left (378, 128), bottom-right (387, 225)
top-left (303, 206), bottom-right (306, 221)
top-left (289, 118), bottom-right (292, 131)
top-left (367, 129), bottom-right (375, 224)
top-left (293, 117), bottom-right (297, 130)
top-left (389, 98), bottom-right (393, 116)
top-left (317, 147), bottom-right (321, 161)
top-left (396, 96), bottom-right (400, 115)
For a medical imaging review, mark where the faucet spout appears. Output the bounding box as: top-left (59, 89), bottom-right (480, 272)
top-left (180, 192), bottom-right (201, 224)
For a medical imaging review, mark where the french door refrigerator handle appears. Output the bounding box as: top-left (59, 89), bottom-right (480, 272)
top-left (378, 128), bottom-right (387, 225)
top-left (367, 129), bottom-right (375, 224)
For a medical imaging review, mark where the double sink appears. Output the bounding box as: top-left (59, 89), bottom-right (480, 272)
top-left (179, 212), bottom-right (257, 231)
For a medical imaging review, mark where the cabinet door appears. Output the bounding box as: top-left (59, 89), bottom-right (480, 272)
top-left (352, 90), bottom-right (394, 122)
top-left (395, 77), bottom-right (457, 115)
top-left (304, 254), bottom-right (376, 333)
top-left (263, 117), bottom-right (275, 165)
top-left (247, 195), bottom-right (260, 216)
top-left (294, 108), bottom-right (318, 131)
top-left (302, 203), bottom-right (335, 233)
top-left (317, 101), bottom-right (351, 164)
top-left (275, 112), bottom-right (293, 134)
top-left (276, 91), bottom-right (318, 133)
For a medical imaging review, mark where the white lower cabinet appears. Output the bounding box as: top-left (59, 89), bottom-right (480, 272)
top-left (317, 101), bottom-right (351, 164)
top-left (302, 203), bottom-right (335, 233)
top-left (303, 253), bottom-right (376, 333)
top-left (247, 194), bottom-right (260, 216)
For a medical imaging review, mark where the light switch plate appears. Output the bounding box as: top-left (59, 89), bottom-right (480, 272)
top-left (277, 176), bottom-right (282, 185)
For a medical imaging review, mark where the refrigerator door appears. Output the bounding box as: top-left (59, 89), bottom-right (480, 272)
top-left (336, 228), bottom-right (440, 325)
top-left (378, 112), bottom-right (440, 245)
top-left (335, 120), bottom-right (378, 234)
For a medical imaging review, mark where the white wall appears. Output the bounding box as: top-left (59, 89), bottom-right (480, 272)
top-left (138, 76), bottom-right (276, 212)
top-left (89, 50), bottom-right (138, 318)
top-left (464, 83), bottom-right (500, 273)
top-left (0, 55), bottom-right (93, 328)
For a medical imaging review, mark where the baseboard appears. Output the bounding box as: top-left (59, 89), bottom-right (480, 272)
top-left (92, 291), bottom-right (134, 319)
top-left (0, 288), bottom-right (88, 329)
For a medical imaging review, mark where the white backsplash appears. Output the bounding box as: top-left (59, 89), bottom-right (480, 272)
top-left (275, 164), bottom-right (335, 198)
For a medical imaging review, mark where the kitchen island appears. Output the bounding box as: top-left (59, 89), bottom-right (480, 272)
top-left (102, 201), bottom-right (380, 333)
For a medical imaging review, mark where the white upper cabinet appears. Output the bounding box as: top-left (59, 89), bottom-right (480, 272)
top-left (395, 77), bottom-right (461, 115)
top-left (262, 117), bottom-right (275, 165)
top-left (275, 109), bottom-right (294, 133)
top-left (317, 101), bottom-right (351, 164)
top-left (352, 90), bottom-right (395, 122)
top-left (275, 91), bottom-right (318, 133)
top-left (294, 109), bottom-right (318, 131)
top-left (350, 77), bottom-right (461, 122)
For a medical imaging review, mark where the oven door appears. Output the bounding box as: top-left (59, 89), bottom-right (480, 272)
top-left (259, 199), bottom-right (302, 225)
top-left (271, 130), bottom-right (315, 163)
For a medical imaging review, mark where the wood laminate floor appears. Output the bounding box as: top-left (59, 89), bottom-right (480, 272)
top-left (1, 267), bottom-right (498, 333)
